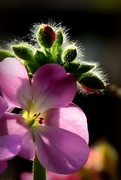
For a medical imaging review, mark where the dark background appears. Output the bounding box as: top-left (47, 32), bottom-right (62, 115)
top-left (1, 0), bottom-right (121, 179)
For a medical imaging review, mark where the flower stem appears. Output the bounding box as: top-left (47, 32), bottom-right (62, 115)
top-left (33, 156), bottom-right (46, 180)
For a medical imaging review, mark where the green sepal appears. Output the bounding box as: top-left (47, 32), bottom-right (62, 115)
top-left (27, 62), bottom-right (39, 75)
top-left (79, 71), bottom-right (105, 90)
top-left (76, 61), bottom-right (96, 75)
top-left (62, 47), bottom-right (77, 62)
top-left (55, 28), bottom-right (63, 45)
top-left (64, 60), bottom-right (80, 73)
top-left (34, 50), bottom-right (47, 66)
top-left (64, 60), bottom-right (95, 78)
top-left (0, 49), bottom-right (15, 61)
top-left (11, 43), bottom-right (35, 61)
top-left (51, 42), bottom-right (62, 64)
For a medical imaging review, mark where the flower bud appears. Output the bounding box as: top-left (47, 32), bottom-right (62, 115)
top-left (62, 46), bottom-right (77, 62)
top-left (36, 24), bottom-right (57, 48)
top-left (0, 49), bottom-right (15, 61)
top-left (78, 71), bottom-right (106, 94)
top-left (11, 43), bottom-right (35, 61)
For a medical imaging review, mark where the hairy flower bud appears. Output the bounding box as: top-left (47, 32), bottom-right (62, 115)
top-left (62, 46), bottom-right (77, 62)
top-left (78, 71), bottom-right (106, 94)
top-left (36, 24), bottom-right (57, 48)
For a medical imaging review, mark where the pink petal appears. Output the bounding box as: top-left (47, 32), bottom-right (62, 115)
top-left (31, 64), bottom-right (76, 113)
top-left (43, 103), bottom-right (89, 143)
top-left (0, 161), bottom-right (8, 174)
top-left (0, 58), bottom-right (32, 110)
top-left (0, 135), bottom-right (22, 161)
top-left (0, 96), bottom-right (8, 118)
top-left (33, 126), bottom-right (89, 174)
top-left (18, 131), bottom-right (35, 160)
top-left (0, 113), bottom-right (35, 160)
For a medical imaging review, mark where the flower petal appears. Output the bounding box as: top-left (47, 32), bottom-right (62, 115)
top-left (0, 113), bottom-right (35, 160)
top-left (0, 96), bottom-right (8, 118)
top-left (31, 64), bottom-right (76, 113)
top-left (18, 131), bottom-right (35, 160)
top-left (0, 58), bottom-right (32, 110)
top-left (0, 161), bottom-right (8, 174)
top-left (33, 126), bottom-right (89, 174)
top-left (0, 135), bottom-right (22, 161)
top-left (43, 103), bottom-right (89, 143)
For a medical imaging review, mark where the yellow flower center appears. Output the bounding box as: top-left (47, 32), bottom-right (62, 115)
top-left (22, 100), bottom-right (44, 127)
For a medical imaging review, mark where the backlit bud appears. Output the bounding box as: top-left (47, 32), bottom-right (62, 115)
top-left (62, 46), bottom-right (77, 62)
top-left (78, 71), bottom-right (106, 94)
top-left (36, 24), bottom-right (57, 48)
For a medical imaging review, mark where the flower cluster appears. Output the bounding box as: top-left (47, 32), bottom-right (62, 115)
top-left (0, 22), bottom-right (107, 94)
top-left (0, 21), bottom-right (107, 178)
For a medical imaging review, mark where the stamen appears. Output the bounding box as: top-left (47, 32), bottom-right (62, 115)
top-left (33, 113), bottom-right (41, 120)
top-left (39, 117), bottom-right (44, 124)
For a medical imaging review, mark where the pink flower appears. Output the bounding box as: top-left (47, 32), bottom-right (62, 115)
top-left (0, 58), bottom-right (89, 174)
top-left (19, 171), bottom-right (81, 180)
top-left (0, 96), bottom-right (22, 173)
top-left (47, 171), bottom-right (81, 180)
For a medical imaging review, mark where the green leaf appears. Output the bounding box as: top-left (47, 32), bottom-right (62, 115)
top-left (0, 49), bottom-right (15, 61)
top-left (11, 43), bottom-right (35, 61)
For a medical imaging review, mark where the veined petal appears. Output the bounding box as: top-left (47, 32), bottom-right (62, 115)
top-left (0, 135), bottom-right (22, 161)
top-left (0, 161), bottom-right (8, 174)
top-left (0, 96), bottom-right (8, 118)
top-left (0, 113), bottom-right (35, 160)
top-left (0, 58), bottom-right (32, 110)
top-left (44, 103), bottom-right (89, 143)
top-left (33, 126), bottom-right (89, 174)
top-left (31, 64), bottom-right (76, 113)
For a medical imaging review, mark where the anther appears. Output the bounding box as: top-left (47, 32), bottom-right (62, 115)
top-left (39, 117), bottom-right (44, 124)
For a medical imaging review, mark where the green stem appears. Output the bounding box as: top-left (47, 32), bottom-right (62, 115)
top-left (33, 156), bottom-right (46, 180)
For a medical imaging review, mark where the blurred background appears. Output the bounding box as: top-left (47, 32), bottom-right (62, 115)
top-left (1, 0), bottom-right (121, 179)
